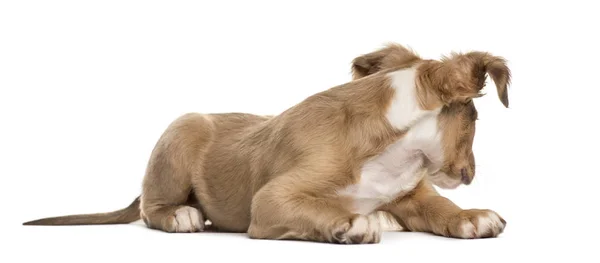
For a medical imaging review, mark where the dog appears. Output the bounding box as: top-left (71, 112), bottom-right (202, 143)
top-left (23, 43), bottom-right (511, 244)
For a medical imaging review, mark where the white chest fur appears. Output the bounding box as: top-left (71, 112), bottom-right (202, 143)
top-left (338, 117), bottom-right (442, 215)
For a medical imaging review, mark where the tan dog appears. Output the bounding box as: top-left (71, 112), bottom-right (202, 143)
top-left (23, 43), bottom-right (510, 244)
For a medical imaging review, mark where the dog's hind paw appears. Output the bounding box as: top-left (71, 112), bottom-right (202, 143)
top-left (167, 206), bottom-right (205, 233)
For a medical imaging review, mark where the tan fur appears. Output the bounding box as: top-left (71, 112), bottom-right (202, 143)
top-left (23, 43), bottom-right (510, 243)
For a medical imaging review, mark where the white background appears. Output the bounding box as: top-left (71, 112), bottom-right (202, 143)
top-left (1, 0), bottom-right (598, 262)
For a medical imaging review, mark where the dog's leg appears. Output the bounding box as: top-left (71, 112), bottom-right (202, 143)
top-left (139, 113), bottom-right (212, 233)
top-left (247, 174), bottom-right (382, 244)
top-left (140, 153), bottom-right (205, 233)
top-left (382, 180), bottom-right (506, 239)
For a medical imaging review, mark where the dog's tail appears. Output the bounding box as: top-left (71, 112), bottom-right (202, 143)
top-left (22, 196), bottom-right (141, 226)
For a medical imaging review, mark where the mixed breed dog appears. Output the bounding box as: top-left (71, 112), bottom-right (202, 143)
top-left (24, 43), bottom-right (511, 244)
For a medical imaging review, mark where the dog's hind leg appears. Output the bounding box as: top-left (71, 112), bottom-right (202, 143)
top-left (139, 113), bottom-right (214, 233)
top-left (248, 171), bottom-right (382, 244)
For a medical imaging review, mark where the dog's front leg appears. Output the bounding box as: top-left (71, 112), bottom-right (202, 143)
top-left (382, 180), bottom-right (506, 239)
top-left (247, 172), bottom-right (381, 244)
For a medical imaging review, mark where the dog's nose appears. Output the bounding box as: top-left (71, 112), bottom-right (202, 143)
top-left (460, 168), bottom-right (472, 185)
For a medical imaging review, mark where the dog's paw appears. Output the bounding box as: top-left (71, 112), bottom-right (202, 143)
top-left (448, 209), bottom-right (506, 239)
top-left (167, 206), bottom-right (205, 233)
top-left (332, 213), bottom-right (382, 244)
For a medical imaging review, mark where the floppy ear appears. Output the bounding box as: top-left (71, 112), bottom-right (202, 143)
top-left (415, 60), bottom-right (484, 109)
top-left (417, 51), bottom-right (511, 108)
top-left (468, 52), bottom-right (511, 108)
top-left (453, 51), bottom-right (512, 108)
top-left (351, 43), bottom-right (421, 80)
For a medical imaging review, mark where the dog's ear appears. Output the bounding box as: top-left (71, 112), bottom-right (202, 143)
top-left (464, 52), bottom-right (511, 108)
top-left (351, 43), bottom-right (421, 80)
top-left (416, 52), bottom-right (511, 108)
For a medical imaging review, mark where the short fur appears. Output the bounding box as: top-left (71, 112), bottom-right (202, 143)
top-left (24, 43), bottom-right (511, 244)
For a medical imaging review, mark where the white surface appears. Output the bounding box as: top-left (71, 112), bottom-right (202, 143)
top-left (1, 1), bottom-right (598, 262)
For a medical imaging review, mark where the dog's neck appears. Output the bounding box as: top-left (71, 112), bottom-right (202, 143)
top-left (398, 116), bottom-right (444, 170)
top-left (384, 67), bottom-right (444, 166)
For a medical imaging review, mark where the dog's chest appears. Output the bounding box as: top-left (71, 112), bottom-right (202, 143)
top-left (338, 118), bottom-right (442, 215)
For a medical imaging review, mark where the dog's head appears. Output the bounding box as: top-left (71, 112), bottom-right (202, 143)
top-left (351, 43), bottom-right (511, 189)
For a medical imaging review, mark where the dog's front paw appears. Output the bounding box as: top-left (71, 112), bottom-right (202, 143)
top-left (332, 213), bottom-right (382, 244)
top-left (448, 209), bottom-right (506, 239)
